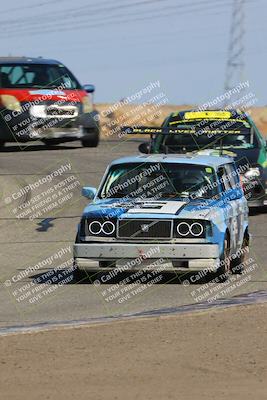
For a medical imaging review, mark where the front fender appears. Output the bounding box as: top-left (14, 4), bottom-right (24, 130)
top-left (206, 207), bottom-right (228, 257)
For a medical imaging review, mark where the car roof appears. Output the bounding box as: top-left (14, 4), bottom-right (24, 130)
top-left (0, 57), bottom-right (61, 65)
top-left (110, 154), bottom-right (233, 168)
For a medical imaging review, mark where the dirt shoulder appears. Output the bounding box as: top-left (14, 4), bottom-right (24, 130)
top-left (0, 304), bottom-right (267, 400)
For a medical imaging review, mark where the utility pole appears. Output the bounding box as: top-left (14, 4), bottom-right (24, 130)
top-left (224, 0), bottom-right (246, 104)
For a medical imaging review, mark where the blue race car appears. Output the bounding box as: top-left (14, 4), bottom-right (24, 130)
top-left (74, 153), bottom-right (249, 282)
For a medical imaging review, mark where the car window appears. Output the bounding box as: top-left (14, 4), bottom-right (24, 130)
top-left (0, 63), bottom-right (81, 89)
top-left (158, 119), bottom-right (258, 152)
top-left (100, 163), bottom-right (219, 200)
top-left (225, 163), bottom-right (239, 189)
top-left (217, 167), bottom-right (231, 192)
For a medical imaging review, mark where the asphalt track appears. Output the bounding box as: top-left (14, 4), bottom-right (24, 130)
top-left (0, 139), bottom-right (267, 329)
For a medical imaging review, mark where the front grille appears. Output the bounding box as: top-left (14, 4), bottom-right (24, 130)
top-left (46, 106), bottom-right (77, 117)
top-left (118, 219), bottom-right (172, 239)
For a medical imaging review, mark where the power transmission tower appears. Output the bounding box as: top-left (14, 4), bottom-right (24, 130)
top-left (224, 0), bottom-right (246, 104)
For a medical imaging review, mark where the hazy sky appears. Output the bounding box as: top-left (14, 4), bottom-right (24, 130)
top-left (0, 0), bottom-right (266, 105)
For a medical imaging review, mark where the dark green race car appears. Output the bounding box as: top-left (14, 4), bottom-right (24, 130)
top-left (128, 109), bottom-right (267, 208)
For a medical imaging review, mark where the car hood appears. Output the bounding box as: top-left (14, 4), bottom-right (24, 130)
top-left (82, 198), bottom-right (218, 221)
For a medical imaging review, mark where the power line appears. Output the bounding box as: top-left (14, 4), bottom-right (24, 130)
top-left (1, 0), bottom-right (243, 30)
top-left (0, 0), bottom-right (75, 16)
top-left (1, 0), bottom-right (240, 37)
top-left (0, 0), bottom-right (169, 25)
top-left (224, 0), bottom-right (246, 103)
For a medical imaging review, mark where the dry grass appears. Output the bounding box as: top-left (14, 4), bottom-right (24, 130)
top-left (95, 103), bottom-right (267, 139)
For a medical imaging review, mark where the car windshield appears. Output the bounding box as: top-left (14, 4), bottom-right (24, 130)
top-left (163, 132), bottom-right (256, 152)
top-left (99, 162), bottom-right (218, 200)
top-left (0, 63), bottom-right (81, 89)
top-left (162, 120), bottom-right (256, 151)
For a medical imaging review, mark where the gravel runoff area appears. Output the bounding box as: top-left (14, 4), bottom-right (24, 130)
top-left (0, 303), bottom-right (266, 400)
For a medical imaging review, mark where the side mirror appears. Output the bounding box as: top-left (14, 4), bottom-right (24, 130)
top-left (83, 84), bottom-right (95, 94)
top-left (82, 186), bottom-right (97, 200)
top-left (138, 142), bottom-right (150, 154)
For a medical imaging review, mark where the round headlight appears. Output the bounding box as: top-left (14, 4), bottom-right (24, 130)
top-left (177, 222), bottom-right (190, 236)
top-left (1, 95), bottom-right (21, 112)
top-left (102, 221), bottom-right (115, 235)
top-left (82, 96), bottom-right (93, 113)
top-left (190, 222), bottom-right (204, 237)
top-left (89, 221), bottom-right (102, 235)
top-left (244, 167), bottom-right (260, 179)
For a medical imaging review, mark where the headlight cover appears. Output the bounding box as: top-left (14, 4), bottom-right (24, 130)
top-left (88, 220), bottom-right (115, 236)
top-left (80, 218), bottom-right (116, 238)
top-left (82, 96), bottom-right (93, 113)
top-left (0, 95), bottom-right (21, 112)
top-left (0, 94), bottom-right (21, 112)
top-left (244, 167), bottom-right (261, 179)
top-left (175, 220), bottom-right (210, 239)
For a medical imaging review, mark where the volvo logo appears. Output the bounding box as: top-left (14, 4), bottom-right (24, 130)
top-left (140, 224), bottom-right (149, 233)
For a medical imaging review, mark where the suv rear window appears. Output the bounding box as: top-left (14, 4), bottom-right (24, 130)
top-left (0, 63), bottom-right (81, 90)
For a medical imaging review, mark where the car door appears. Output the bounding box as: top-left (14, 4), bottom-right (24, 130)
top-left (217, 165), bottom-right (241, 254)
top-left (225, 162), bottom-right (247, 250)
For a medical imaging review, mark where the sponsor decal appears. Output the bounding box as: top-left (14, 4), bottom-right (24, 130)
top-left (29, 90), bottom-right (66, 96)
top-left (184, 111), bottom-right (232, 120)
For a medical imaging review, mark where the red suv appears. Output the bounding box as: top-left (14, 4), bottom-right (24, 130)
top-left (0, 57), bottom-right (100, 148)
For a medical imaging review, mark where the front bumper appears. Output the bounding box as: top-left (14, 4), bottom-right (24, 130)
top-left (0, 106), bottom-right (100, 142)
top-left (73, 243), bottom-right (220, 272)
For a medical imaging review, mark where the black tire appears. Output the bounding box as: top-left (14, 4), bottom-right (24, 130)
top-left (0, 140), bottom-right (5, 149)
top-left (81, 130), bottom-right (99, 147)
top-left (99, 260), bottom-right (116, 268)
top-left (231, 235), bottom-right (249, 274)
top-left (81, 138), bottom-right (99, 147)
top-left (214, 238), bottom-right (231, 282)
top-left (42, 139), bottom-right (61, 146)
top-left (73, 233), bottom-right (83, 281)
top-left (72, 264), bottom-right (84, 282)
